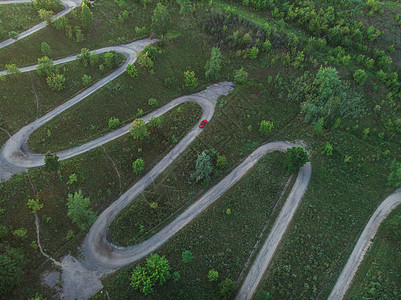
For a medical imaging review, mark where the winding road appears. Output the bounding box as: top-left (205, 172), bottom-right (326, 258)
top-left (1, 9), bottom-right (400, 300)
top-left (0, 0), bottom-right (82, 50)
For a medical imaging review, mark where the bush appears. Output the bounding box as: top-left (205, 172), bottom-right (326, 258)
top-left (33, 0), bottom-right (62, 12)
top-left (184, 71), bottom-right (198, 91)
top-left (151, 3), bottom-right (171, 35)
top-left (44, 152), bottom-right (60, 171)
top-left (36, 56), bottom-right (54, 77)
top-left (284, 147), bottom-right (309, 173)
top-left (219, 278), bottom-right (236, 300)
top-left (104, 51), bottom-right (118, 68)
top-left (148, 116), bottom-right (163, 128)
top-left (137, 51), bottom-right (154, 71)
top-left (81, 2), bottom-right (93, 31)
top-left (181, 250), bottom-right (193, 263)
top-left (147, 98), bottom-right (158, 108)
top-left (66, 190), bottom-right (96, 230)
top-left (130, 253), bottom-right (171, 295)
top-left (78, 48), bottom-right (91, 66)
top-left (248, 47), bottom-right (259, 59)
top-left (46, 73), bottom-right (65, 91)
top-left (126, 64), bottom-right (139, 78)
top-left (82, 74), bottom-right (92, 86)
top-left (5, 64), bottom-right (20, 75)
top-left (108, 117), bottom-right (120, 129)
top-left (387, 160), bottom-right (401, 187)
top-left (191, 151), bottom-right (212, 183)
top-left (132, 158), bottom-right (145, 175)
top-left (205, 47), bottom-right (222, 81)
top-left (8, 31), bottom-right (19, 39)
top-left (259, 120), bottom-right (274, 136)
top-left (216, 155), bottom-right (227, 169)
top-left (0, 248), bottom-right (25, 295)
top-left (353, 69), bottom-right (368, 85)
top-left (323, 142), bottom-right (333, 156)
top-left (130, 119), bottom-right (148, 140)
top-left (38, 9), bottom-right (54, 23)
top-left (208, 269), bottom-right (219, 281)
top-left (233, 68), bottom-right (248, 84)
top-left (41, 42), bottom-right (52, 57)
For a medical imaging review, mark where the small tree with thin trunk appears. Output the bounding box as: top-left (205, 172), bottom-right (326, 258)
top-left (80, 2), bottom-right (93, 32)
top-left (151, 3), bottom-right (171, 37)
top-left (66, 190), bottom-right (96, 230)
top-left (130, 119), bottom-right (149, 140)
top-left (284, 147), bottom-right (309, 173)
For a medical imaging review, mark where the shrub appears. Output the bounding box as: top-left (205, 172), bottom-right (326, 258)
top-left (108, 117), bottom-right (120, 129)
top-left (137, 51), bottom-right (154, 71)
top-left (184, 71), bottom-right (198, 91)
top-left (219, 278), bottom-right (236, 300)
top-left (132, 158), bottom-right (145, 175)
top-left (36, 56), bottom-right (54, 77)
top-left (216, 155), bottom-right (227, 169)
top-left (130, 119), bottom-right (149, 140)
top-left (5, 64), bottom-right (20, 75)
top-left (353, 69), bottom-right (368, 85)
top-left (78, 48), bottom-right (91, 66)
top-left (312, 117), bottom-right (324, 136)
top-left (387, 159), bottom-right (401, 187)
top-left (89, 51), bottom-right (99, 67)
top-left (148, 116), bottom-right (163, 128)
top-left (8, 31), bottom-right (19, 39)
top-left (75, 27), bottom-right (84, 42)
top-left (205, 47), bottom-right (222, 81)
top-left (181, 250), bottom-right (193, 263)
top-left (0, 248), bottom-right (25, 295)
top-left (233, 68), bottom-right (248, 84)
top-left (104, 51), bottom-right (117, 68)
top-left (248, 47), bottom-right (259, 59)
top-left (27, 198), bottom-right (44, 213)
top-left (284, 147), bottom-right (309, 173)
top-left (33, 0), bottom-right (62, 11)
top-left (259, 120), bottom-right (274, 136)
top-left (147, 98), bottom-right (158, 108)
top-left (38, 9), bottom-right (54, 23)
top-left (82, 74), bottom-right (92, 86)
top-left (80, 2), bottom-right (93, 31)
top-left (46, 73), bottom-right (65, 91)
top-left (191, 151), bottom-right (212, 183)
top-left (208, 269), bottom-right (219, 281)
top-left (151, 3), bottom-right (171, 36)
top-left (126, 64), bottom-right (139, 78)
top-left (66, 190), bottom-right (96, 230)
top-left (261, 40), bottom-right (272, 53)
top-left (41, 42), bottom-right (52, 57)
top-left (44, 152), bottom-right (60, 171)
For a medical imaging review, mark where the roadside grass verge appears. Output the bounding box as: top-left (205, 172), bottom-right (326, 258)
top-left (0, 53), bottom-right (123, 146)
top-left (0, 3), bottom-right (43, 41)
top-left (345, 205), bottom-right (401, 299)
top-left (0, 102), bottom-right (200, 298)
top-left (103, 151), bottom-right (290, 299)
top-left (109, 84), bottom-right (298, 246)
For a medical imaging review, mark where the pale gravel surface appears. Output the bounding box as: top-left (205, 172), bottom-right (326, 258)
top-left (328, 188), bottom-right (401, 300)
top-left (0, 0), bottom-right (81, 49)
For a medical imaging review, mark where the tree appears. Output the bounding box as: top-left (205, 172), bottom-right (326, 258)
top-left (33, 0), bottom-right (62, 11)
top-left (0, 248), bottom-right (25, 295)
top-left (37, 56), bottom-right (54, 77)
top-left (181, 250), bottom-right (193, 263)
top-left (233, 68), bottom-right (248, 84)
top-left (126, 64), bottom-right (138, 78)
top-left (80, 2), bottom-right (93, 32)
top-left (205, 47), bottom-right (222, 81)
top-left (137, 51), bottom-right (154, 71)
top-left (259, 120), bottom-right (274, 136)
top-left (44, 151), bottom-right (60, 171)
top-left (208, 269), bottom-right (219, 281)
top-left (151, 3), bottom-right (171, 36)
top-left (184, 71), bottom-right (198, 91)
top-left (130, 119), bottom-right (149, 140)
top-left (353, 69), bottom-right (368, 85)
top-left (82, 74), bottom-right (91, 86)
top-left (132, 158), bottom-right (145, 175)
top-left (66, 190), bottom-right (96, 230)
top-left (130, 253), bottom-right (171, 295)
top-left (38, 9), bottom-right (54, 24)
top-left (41, 41), bottom-right (52, 57)
top-left (191, 151), bottom-right (213, 183)
top-left (284, 147), bottom-right (309, 173)
top-left (219, 278), bottom-right (236, 299)
top-left (148, 98), bottom-right (158, 108)
top-left (27, 198), bottom-right (44, 213)
top-left (387, 159), bottom-right (401, 188)
top-left (108, 117), bottom-right (120, 129)
top-left (46, 73), bottom-right (65, 91)
top-left (78, 48), bottom-right (91, 66)
top-left (104, 51), bottom-right (117, 68)
top-left (5, 64), bottom-right (20, 76)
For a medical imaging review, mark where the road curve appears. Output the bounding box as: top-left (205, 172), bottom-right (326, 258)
top-left (236, 160), bottom-right (311, 300)
top-left (81, 141), bottom-right (311, 271)
top-left (0, 38), bottom-right (157, 182)
top-left (0, 0), bottom-right (82, 49)
top-left (328, 187), bottom-right (401, 300)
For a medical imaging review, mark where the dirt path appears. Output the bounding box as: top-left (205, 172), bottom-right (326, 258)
top-left (0, 0), bottom-right (81, 49)
top-left (328, 188), bottom-right (401, 299)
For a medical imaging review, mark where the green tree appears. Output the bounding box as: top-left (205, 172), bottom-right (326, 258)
top-left (148, 98), bottom-right (158, 108)
top-left (36, 56), bottom-right (54, 77)
top-left (387, 159), bottom-right (401, 187)
top-left (108, 117), bottom-right (120, 129)
top-left (44, 151), bottom-right (60, 171)
top-left (259, 120), bottom-right (274, 136)
top-left (66, 190), bottom-right (96, 230)
top-left (219, 278), bottom-right (236, 300)
top-left (137, 51), bottom-right (154, 71)
top-left (46, 73), bottom-right (65, 91)
top-left (132, 158), bottom-right (145, 175)
top-left (233, 68), bottom-right (248, 84)
top-left (41, 41), bottom-right (52, 57)
top-left (38, 9), bottom-right (54, 24)
top-left (0, 248), bottom-right (25, 295)
top-left (151, 3), bottom-right (171, 36)
top-left (126, 64), bottom-right (138, 78)
top-left (130, 253), bottom-right (171, 295)
top-left (184, 71), bottom-right (198, 91)
top-left (205, 47), bottom-right (222, 81)
top-left (79, 48), bottom-right (91, 66)
top-left (130, 119), bottom-right (149, 140)
top-left (33, 0), bottom-right (62, 11)
top-left (191, 151), bottom-right (213, 183)
top-left (82, 74), bottom-right (92, 86)
top-left (104, 51), bottom-right (117, 68)
top-left (323, 142), bottom-right (333, 156)
top-left (353, 69), bottom-right (368, 85)
top-left (284, 147), bottom-right (309, 173)
top-left (181, 250), bottom-right (193, 263)
top-left (5, 64), bottom-right (20, 76)
top-left (80, 2), bottom-right (93, 31)
top-left (208, 269), bottom-right (219, 281)
top-left (27, 198), bottom-right (44, 213)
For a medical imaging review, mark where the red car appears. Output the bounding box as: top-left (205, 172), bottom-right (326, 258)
top-left (199, 120), bottom-right (208, 128)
